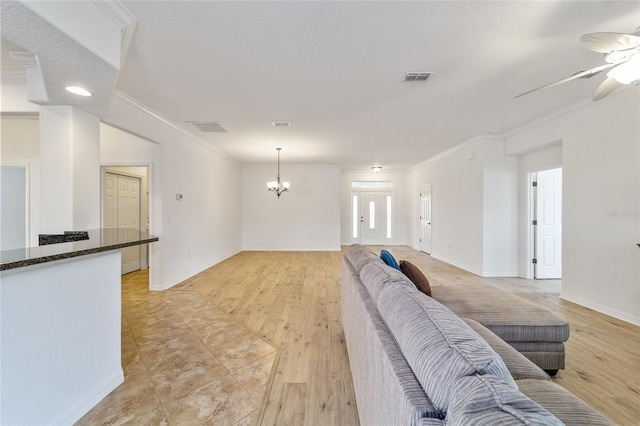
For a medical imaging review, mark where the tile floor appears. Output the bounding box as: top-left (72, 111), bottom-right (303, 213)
top-left (76, 269), bottom-right (278, 425)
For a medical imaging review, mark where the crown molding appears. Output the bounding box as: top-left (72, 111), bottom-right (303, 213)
top-left (409, 133), bottom-right (503, 170)
top-left (1, 70), bottom-right (27, 85)
top-left (112, 90), bottom-right (239, 165)
top-left (92, 0), bottom-right (138, 67)
top-left (92, 0), bottom-right (136, 28)
top-left (503, 97), bottom-right (592, 138)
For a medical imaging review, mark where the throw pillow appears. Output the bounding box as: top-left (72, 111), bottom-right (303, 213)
top-left (380, 249), bottom-right (401, 271)
top-left (399, 260), bottom-right (432, 296)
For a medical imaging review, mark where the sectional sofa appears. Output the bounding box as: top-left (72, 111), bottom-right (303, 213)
top-left (341, 244), bottom-right (612, 425)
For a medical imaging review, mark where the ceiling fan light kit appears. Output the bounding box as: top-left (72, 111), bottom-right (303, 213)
top-left (607, 55), bottom-right (640, 84)
top-left (517, 27), bottom-right (640, 100)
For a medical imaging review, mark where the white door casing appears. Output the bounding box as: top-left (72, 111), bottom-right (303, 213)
top-left (105, 172), bottom-right (141, 274)
top-left (419, 185), bottom-right (432, 254)
top-left (534, 168), bottom-right (562, 279)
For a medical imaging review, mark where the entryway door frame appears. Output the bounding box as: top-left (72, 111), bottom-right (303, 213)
top-left (349, 189), bottom-right (395, 245)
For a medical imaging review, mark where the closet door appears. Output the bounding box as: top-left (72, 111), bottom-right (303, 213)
top-left (105, 172), bottom-right (141, 274)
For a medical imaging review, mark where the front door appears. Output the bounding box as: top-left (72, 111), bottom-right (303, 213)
top-left (534, 168), bottom-right (562, 279)
top-left (360, 193), bottom-right (385, 245)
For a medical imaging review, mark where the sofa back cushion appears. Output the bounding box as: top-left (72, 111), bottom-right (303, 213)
top-left (360, 261), bottom-right (413, 301)
top-left (444, 375), bottom-right (562, 425)
top-left (376, 282), bottom-right (517, 414)
top-left (346, 244), bottom-right (384, 273)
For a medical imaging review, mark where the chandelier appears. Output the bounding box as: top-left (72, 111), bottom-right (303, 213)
top-left (267, 147), bottom-right (290, 198)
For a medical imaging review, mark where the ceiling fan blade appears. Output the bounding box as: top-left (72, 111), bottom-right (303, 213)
top-left (580, 32), bottom-right (640, 53)
top-left (515, 63), bottom-right (614, 98)
top-left (592, 77), bottom-right (623, 101)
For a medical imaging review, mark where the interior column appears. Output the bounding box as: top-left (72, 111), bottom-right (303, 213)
top-left (39, 105), bottom-right (100, 233)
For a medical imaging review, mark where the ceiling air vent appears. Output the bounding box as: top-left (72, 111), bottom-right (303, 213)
top-left (186, 121), bottom-right (228, 133)
top-left (404, 72), bottom-right (432, 82)
top-left (272, 121), bottom-right (291, 127)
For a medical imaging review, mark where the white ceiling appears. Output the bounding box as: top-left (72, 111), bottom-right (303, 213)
top-left (7, 1), bottom-right (640, 169)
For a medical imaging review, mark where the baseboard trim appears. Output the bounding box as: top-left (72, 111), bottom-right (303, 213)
top-left (54, 369), bottom-right (124, 425)
top-left (430, 253), bottom-right (483, 277)
top-left (155, 249), bottom-right (242, 291)
top-left (560, 292), bottom-right (640, 326)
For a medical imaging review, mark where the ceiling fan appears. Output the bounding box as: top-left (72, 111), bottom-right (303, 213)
top-left (516, 27), bottom-right (640, 101)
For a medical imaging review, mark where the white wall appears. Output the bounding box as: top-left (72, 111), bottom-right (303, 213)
top-left (100, 95), bottom-right (244, 290)
top-left (505, 89), bottom-right (640, 325)
top-left (242, 164), bottom-right (340, 251)
top-left (39, 106), bottom-right (101, 233)
top-left (0, 116), bottom-right (40, 246)
top-left (408, 138), bottom-right (485, 274)
top-left (407, 136), bottom-right (518, 277)
top-left (340, 169), bottom-right (408, 246)
top-left (482, 139), bottom-right (519, 276)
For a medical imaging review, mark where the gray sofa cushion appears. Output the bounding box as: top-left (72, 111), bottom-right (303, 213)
top-left (462, 318), bottom-right (550, 381)
top-left (431, 286), bottom-right (570, 343)
top-left (517, 380), bottom-right (614, 425)
top-left (360, 261), bottom-right (413, 300)
top-left (376, 281), bottom-right (517, 413)
top-left (345, 274), bottom-right (438, 426)
top-left (445, 375), bottom-right (563, 425)
top-left (346, 244), bottom-right (383, 273)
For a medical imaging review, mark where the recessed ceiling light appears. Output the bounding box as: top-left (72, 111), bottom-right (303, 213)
top-left (65, 86), bottom-right (92, 96)
top-left (371, 166), bottom-right (383, 173)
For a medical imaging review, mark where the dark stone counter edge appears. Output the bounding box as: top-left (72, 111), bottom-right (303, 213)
top-left (0, 237), bottom-right (159, 271)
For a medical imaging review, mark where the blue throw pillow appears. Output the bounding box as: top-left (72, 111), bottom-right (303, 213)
top-left (380, 249), bottom-right (401, 271)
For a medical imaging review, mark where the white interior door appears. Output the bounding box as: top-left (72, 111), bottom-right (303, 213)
top-left (419, 185), bottom-right (432, 254)
top-left (360, 193), bottom-right (385, 245)
top-left (105, 172), bottom-right (141, 275)
top-left (535, 168), bottom-right (562, 279)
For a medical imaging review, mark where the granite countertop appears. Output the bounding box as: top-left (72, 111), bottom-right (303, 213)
top-left (0, 228), bottom-right (159, 271)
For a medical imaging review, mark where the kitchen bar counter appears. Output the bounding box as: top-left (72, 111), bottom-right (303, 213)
top-left (1, 228), bottom-right (158, 425)
top-left (0, 228), bottom-right (158, 271)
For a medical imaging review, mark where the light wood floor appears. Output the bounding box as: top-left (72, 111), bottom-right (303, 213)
top-left (181, 246), bottom-right (640, 425)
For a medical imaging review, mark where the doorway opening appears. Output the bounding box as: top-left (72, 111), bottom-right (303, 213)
top-left (0, 164), bottom-right (29, 249)
top-left (529, 168), bottom-right (562, 280)
top-left (102, 166), bottom-right (150, 275)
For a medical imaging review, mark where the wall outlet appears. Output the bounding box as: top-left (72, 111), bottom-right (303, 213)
top-left (176, 193), bottom-right (183, 201)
